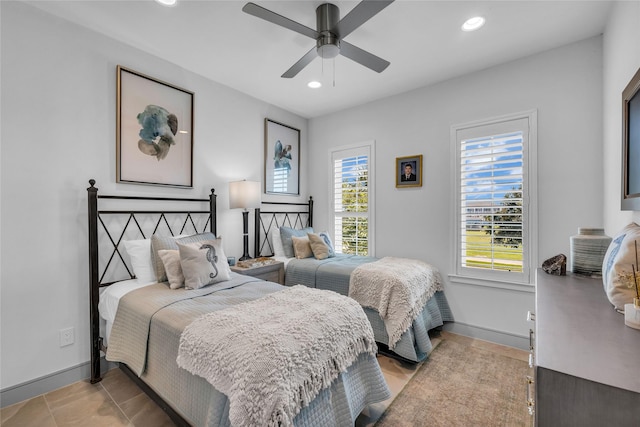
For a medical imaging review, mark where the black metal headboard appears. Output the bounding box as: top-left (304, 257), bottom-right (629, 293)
top-left (86, 179), bottom-right (217, 383)
top-left (254, 197), bottom-right (313, 257)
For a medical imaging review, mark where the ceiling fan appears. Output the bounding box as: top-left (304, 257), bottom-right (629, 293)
top-left (242, 0), bottom-right (394, 78)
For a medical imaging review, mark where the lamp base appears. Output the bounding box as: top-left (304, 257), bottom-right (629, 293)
top-left (239, 255), bottom-right (251, 261)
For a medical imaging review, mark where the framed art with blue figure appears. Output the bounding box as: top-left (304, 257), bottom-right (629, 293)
top-left (116, 65), bottom-right (194, 188)
top-left (396, 154), bottom-right (423, 188)
top-left (264, 118), bottom-right (300, 195)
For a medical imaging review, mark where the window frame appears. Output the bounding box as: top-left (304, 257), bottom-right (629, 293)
top-left (450, 111), bottom-right (538, 289)
top-left (328, 141), bottom-right (375, 257)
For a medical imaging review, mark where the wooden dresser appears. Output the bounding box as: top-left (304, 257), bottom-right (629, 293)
top-left (533, 269), bottom-right (640, 426)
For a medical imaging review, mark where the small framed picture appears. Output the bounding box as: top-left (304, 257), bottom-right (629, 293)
top-left (396, 155), bottom-right (423, 188)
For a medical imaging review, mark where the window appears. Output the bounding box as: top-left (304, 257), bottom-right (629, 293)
top-left (452, 111), bottom-right (537, 286)
top-left (330, 142), bottom-right (375, 256)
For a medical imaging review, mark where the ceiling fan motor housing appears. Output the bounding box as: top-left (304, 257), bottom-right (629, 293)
top-left (316, 3), bottom-right (340, 58)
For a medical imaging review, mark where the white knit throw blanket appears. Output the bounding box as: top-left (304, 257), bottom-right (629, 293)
top-left (349, 257), bottom-right (444, 349)
top-left (176, 285), bottom-right (377, 427)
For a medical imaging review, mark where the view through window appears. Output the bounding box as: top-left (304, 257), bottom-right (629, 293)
top-left (460, 131), bottom-right (524, 272)
top-left (331, 144), bottom-right (372, 256)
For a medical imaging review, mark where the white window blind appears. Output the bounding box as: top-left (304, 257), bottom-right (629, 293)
top-left (330, 143), bottom-right (374, 256)
top-left (453, 113), bottom-right (537, 285)
top-left (461, 131), bottom-right (524, 272)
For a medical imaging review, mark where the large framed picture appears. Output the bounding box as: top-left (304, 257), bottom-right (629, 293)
top-left (396, 154), bottom-right (423, 188)
top-left (622, 67), bottom-right (640, 210)
top-left (264, 118), bottom-right (300, 195)
top-left (116, 66), bottom-right (194, 188)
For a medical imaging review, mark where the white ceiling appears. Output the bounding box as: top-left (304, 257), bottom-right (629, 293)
top-left (25, 0), bottom-right (613, 118)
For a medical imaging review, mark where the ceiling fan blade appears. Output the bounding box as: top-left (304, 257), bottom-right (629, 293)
top-left (332, 0), bottom-right (394, 39)
top-left (339, 41), bottom-right (390, 73)
top-left (282, 47), bottom-right (318, 78)
top-left (242, 2), bottom-right (318, 40)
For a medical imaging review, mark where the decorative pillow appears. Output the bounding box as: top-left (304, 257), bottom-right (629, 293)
top-left (178, 238), bottom-right (231, 289)
top-left (292, 236), bottom-right (313, 259)
top-left (602, 223), bottom-right (640, 309)
top-left (280, 227), bottom-right (314, 258)
top-left (318, 231), bottom-right (336, 257)
top-left (158, 250), bottom-right (184, 289)
top-left (307, 233), bottom-right (330, 260)
top-left (270, 227), bottom-right (286, 258)
top-left (151, 232), bottom-right (216, 282)
top-left (123, 239), bottom-right (157, 283)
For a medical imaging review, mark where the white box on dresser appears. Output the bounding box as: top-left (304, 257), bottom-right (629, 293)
top-left (533, 269), bottom-right (640, 426)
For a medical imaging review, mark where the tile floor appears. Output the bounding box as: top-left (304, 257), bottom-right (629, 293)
top-left (1, 332), bottom-right (528, 427)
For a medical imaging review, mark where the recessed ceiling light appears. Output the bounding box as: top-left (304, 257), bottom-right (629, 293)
top-left (462, 16), bottom-right (485, 32)
top-left (155, 0), bottom-right (178, 7)
top-left (308, 81), bottom-right (322, 89)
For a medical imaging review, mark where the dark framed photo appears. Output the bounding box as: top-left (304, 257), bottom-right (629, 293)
top-left (264, 118), bottom-right (300, 195)
top-left (116, 66), bottom-right (194, 188)
top-left (622, 67), bottom-right (640, 210)
top-left (396, 155), bottom-right (423, 188)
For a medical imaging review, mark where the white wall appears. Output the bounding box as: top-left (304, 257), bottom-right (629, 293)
top-left (0, 1), bottom-right (308, 390)
top-left (603, 1), bottom-right (640, 233)
top-left (309, 36), bottom-right (604, 346)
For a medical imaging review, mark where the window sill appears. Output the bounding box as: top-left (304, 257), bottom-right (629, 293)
top-left (448, 274), bottom-right (535, 293)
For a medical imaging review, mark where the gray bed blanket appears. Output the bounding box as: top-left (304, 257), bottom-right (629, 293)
top-left (284, 254), bottom-right (453, 362)
top-left (106, 276), bottom-right (263, 375)
top-left (349, 257), bottom-right (443, 349)
top-left (177, 285), bottom-right (377, 427)
top-left (105, 275), bottom-right (391, 426)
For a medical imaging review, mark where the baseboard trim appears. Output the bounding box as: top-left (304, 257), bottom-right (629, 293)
top-left (444, 321), bottom-right (529, 351)
top-left (0, 358), bottom-right (117, 408)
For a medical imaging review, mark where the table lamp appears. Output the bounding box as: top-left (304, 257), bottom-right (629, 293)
top-left (229, 180), bottom-right (261, 261)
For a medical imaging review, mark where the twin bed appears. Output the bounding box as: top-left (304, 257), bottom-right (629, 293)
top-left (254, 199), bottom-right (454, 363)
top-left (88, 181), bottom-right (452, 426)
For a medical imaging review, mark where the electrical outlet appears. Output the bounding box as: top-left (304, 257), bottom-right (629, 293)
top-left (59, 327), bottom-right (75, 347)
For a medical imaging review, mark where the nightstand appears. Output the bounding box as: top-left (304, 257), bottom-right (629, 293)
top-left (231, 260), bottom-right (285, 285)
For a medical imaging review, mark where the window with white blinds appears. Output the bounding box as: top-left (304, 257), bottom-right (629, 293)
top-left (453, 112), bottom-right (537, 285)
top-left (330, 142), bottom-right (374, 256)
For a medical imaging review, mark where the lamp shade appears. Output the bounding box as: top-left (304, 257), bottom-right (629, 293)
top-left (229, 180), bottom-right (261, 209)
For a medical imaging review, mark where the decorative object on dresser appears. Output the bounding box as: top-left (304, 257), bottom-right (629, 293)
top-left (229, 180), bottom-right (261, 261)
top-left (231, 258), bottom-right (285, 285)
top-left (602, 222), bottom-right (640, 310)
top-left (264, 118), bottom-right (300, 195)
top-left (569, 227), bottom-right (611, 276)
top-left (533, 269), bottom-right (640, 426)
top-left (541, 254), bottom-right (566, 275)
top-left (395, 154), bottom-right (423, 188)
top-left (116, 66), bottom-right (194, 188)
top-left (625, 297), bottom-right (640, 330)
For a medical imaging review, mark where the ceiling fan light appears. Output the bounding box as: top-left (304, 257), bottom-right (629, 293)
top-left (462, 16), bottom-right (485, 32)
top-left (155, 0), bottom-right (178, 7)
top-left (308, 81), bottom-right (322, 89)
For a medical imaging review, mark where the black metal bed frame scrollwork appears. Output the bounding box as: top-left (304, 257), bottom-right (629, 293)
top-left (86, 179), bottom-right (217, 387)
top-left (253, 198), bottom-right (314, 257)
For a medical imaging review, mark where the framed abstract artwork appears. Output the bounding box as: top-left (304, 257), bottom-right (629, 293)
top-left (116, 66), bottom-right (194, 188)
top-left (264, 118), bottom-right (300, 195)
top-left (396, 154), bottom-right (423, 188)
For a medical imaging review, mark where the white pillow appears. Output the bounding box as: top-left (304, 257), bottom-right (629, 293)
top-left (123, 239), bottom-right (156, 283)
top-left (271, 227), bottom-right (286, 258)
top-left (178, 238), bottom-right (231, 289)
